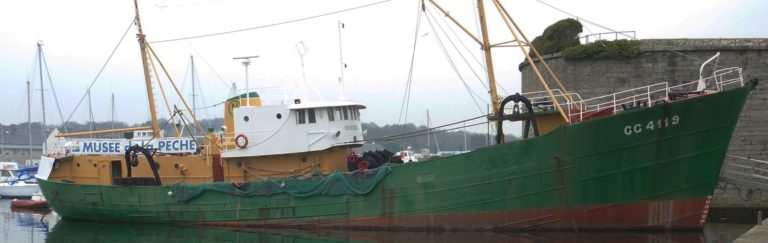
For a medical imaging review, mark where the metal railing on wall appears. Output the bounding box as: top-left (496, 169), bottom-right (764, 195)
top-left (580, 31), bottom-right (636, 44)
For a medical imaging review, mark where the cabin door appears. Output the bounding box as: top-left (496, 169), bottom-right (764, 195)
top-left (97, 160), bottom-right (113, 185)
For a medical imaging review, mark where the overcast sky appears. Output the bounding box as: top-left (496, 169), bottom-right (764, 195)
top-left (0, 0), bottom-right (765, 134)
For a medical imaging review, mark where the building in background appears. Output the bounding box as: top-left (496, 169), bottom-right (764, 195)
top-left (0, 123), bottom-right (46, 166)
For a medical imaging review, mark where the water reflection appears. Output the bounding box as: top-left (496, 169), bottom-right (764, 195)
top-left (45, 221), bottom-right (753, 243)
top-left (0, 197), bottom-right (755, 243)
top-left (47, 219), bottom-right (360, 243)
top-left (0, 199), bottom-right (50, 243)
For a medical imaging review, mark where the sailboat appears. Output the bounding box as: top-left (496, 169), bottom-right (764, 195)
top-left (36, 0), bottom-right (755, 231)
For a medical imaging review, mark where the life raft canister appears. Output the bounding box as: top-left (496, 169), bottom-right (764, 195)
top-left (235, 134), bottom-right (249, 149)
top-left (358, 160), bottom-right (370, 170)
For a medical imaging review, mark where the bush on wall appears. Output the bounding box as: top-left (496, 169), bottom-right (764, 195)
top-left (562, 39), bottom-right (642, 60)
top-left (529, 18), bottom-right (583, 56)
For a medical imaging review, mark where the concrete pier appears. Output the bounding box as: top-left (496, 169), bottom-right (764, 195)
top-left (734, 218), bottom-right (768, 242)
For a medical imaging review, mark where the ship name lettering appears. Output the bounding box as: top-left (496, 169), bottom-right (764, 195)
top-left (623, 115), bottom-right (680, 135)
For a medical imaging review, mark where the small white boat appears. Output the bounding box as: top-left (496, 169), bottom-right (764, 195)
top-left (0, 162), bottom-right (40, 199)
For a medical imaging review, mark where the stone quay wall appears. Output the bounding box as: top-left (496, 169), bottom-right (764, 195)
top-left (520, 39), bottom-right (768, 208)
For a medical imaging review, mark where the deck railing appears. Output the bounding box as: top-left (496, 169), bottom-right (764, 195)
top-left (520, 67), bottom-right (744, 122)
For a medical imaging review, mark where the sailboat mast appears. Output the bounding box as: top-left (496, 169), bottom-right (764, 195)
top-left (37, 42), bottom-right (48, 154)
top-left (26, 81), bottom-right (33, 166)
top-left (190, 55), bottom-right (196, 135)
top-left (134, 0), bottom-right (161, 138)
top-left (37, 42), bottom-right (47, 136)
top-left (476, 0), bottom-right (502, 142)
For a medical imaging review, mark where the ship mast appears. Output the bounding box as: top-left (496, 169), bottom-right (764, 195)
top-left (134, 0), bottom-right (161, 138)
top-left (428, 0), bottom-right (572, 143)
top-left (475, 0), bottom-right (501, 127)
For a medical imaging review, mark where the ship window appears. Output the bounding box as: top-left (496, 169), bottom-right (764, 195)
top-left (356, 109), bottom-right (361, 120)
top-left (351, 108), bottom-right (358, 120)
top-left (343, 107), bottom-right (349, 120)
top-left (296, 109), bottom-right (306, 124)
top-left (243, 116), bottom-right (250, 122)
top-left (336, 107), bottom-right (342, 120)
top-left (308, 109), bottom-right (316, 123)
top-left (327, 108), bottom-right (334, 121)
top-left (276, 113), bottom-right (282, 119)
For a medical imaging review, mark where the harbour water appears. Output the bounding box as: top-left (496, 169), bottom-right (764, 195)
top-left (0, 199), bottom-right (754, 243)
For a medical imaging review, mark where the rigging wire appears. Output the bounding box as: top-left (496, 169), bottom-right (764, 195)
top-left (61, 18), bottom-right (135, 128)
top-left (396, 0), bottom-right (423, 126)
top-left (430, 4), bottom-right (489, 90)
top-left (424, 7), bottom-right (486, 115)
top-left (536, 0), bottom-right (632, 40)
top-left (150, 0), bottom-right (393, 43)
top-left (359, 119), bottom-right (488, 143)
top-left (426, 5), bottom-right (492, 95)
top-left (361, 113), bottom-right (487, 143)
top-left (189, 58), bottom-right (215, 130)
top-left (156, 7), bottom-right (231, 89)
top-left (535, 0), bottom-right (709, 65)
top-left (177, 101), bottom-right (225, 113)
top-left (427, 4), bottom-right (489, 92)
top-left (40, 50), bottom-right (69, 133)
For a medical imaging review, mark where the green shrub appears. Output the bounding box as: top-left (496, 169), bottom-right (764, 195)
top-left (529, 18), bottom-right (582, 56)
top-left (562, 39), bottom-right (641, 60)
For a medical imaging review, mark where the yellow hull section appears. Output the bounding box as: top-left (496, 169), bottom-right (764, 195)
top-left (49, 146), bottom-right (353, 186)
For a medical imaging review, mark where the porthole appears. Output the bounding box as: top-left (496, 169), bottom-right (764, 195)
top-left (243, 116), bottom-right (250, 122)
top-left (276, 113), bottom-right (282, 119)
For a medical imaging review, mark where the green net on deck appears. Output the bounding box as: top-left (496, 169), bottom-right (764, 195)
top-left (171, 164), bottom-right (392, 203)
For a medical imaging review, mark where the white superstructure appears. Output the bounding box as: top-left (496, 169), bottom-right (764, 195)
top-left (222, 100), bottom-right (365, 158)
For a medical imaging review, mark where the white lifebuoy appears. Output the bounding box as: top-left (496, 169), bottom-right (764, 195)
top-left (235, 134), bottom-right (248, 149)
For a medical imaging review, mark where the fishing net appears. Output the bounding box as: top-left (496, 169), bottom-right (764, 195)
top-left (171, 164), bottom-right (392, 203)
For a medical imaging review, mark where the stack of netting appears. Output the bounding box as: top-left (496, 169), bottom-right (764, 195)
top-left (171, 164), bottom-right (392, 203)
top-left (348, 150), bottom-right (394, 171)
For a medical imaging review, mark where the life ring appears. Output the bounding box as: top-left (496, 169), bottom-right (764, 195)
top-left (235, 134), bottom-right (249, 149)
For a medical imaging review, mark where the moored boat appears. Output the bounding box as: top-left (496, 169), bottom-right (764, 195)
top-left (36, 0), bottom-right (757, 231)
top-left (1, 162), bottom-right (40, 199)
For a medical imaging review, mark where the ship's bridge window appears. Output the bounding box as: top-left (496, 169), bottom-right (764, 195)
top-left (343, 107), bottom-right (349, 120)
top-left (327, 108), bottom-right (335, 121)
top-left (307, 109), bottom-right (316, 123)
top-left (296, 109), bottom-right (306, 124)
top-left (351, 107), bottom-right (359, 120)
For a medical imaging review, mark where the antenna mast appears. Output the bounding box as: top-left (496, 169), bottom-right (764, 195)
top-left (337, 21), bottom-right (346, 100)
top-left (233, 55), bottom-right (259, 106)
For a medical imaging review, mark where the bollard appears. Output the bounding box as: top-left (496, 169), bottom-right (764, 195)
top-left (759, 211), bottom-right (763, 225)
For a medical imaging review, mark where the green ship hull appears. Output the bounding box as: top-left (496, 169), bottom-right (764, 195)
top-left (39, 85), bottom-right (754, 231)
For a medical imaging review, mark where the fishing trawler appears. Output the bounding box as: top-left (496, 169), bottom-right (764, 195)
top-left (36, 0), bottom-right (755, 231)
